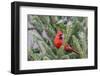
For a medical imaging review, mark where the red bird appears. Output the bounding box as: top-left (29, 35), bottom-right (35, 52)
top-left (54, 31), bottom-right (64, 48)
top-left (64, 44), bottom-right (73, 52)
top-left (64, 44), bottom-right (79, 55)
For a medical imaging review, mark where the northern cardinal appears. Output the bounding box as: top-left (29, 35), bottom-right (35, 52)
top-left (54, 30), bottom-right (79, 55)
top-left (54, 31), bottom-right (64, 48)
top-left (64, 44), bottom-right (79, 55)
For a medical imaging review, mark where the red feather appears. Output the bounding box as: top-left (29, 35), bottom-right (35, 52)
top-left (64, 44), bottom-right (73, 52)
top-left (54, 31), bottom-right (63, 48)
top-left (64, 44), bottom-right (80, 55)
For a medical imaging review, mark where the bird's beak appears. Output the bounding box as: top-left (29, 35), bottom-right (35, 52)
top-left (62, 34), bottom-right (64, 39)
top-left (62, 34), bottom-right (64, 41)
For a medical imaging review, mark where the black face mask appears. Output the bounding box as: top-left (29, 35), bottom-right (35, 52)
top-left (59, 36), bottom-right (63, 40)
top-left (59, 34), bottom-right (63, 40)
